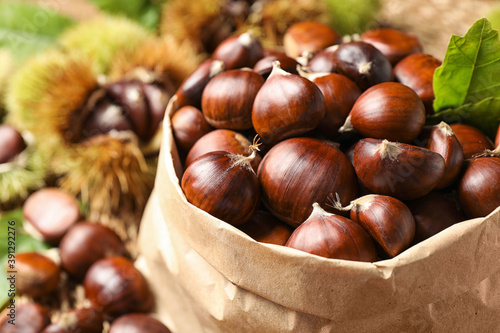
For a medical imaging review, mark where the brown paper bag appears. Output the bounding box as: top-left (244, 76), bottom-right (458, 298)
top-left (137, 106), bottom-right (500, 332)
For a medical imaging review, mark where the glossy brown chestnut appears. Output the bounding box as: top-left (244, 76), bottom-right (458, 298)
top-left (331, 41), bottom-right (392, 91)
top-left (353, 139), bottom-right (445, 200)
top-left (300, 71), bottom-right (361, 139)
top-left (212, 31), bottom-right (264, 70)
top-left (458, 148), bottom-right (500, 218)
top-left (174, 59), bottom-right (225, 109)
top-left (343, 82), bottom-right (426, 143)
top-left (59, 222), bottom-right (128, 280)
top-left (450, 123), bottom-right (494, 159)
top-left (253, 54), bottom-right (300, 78)
top-left (283, 21), bottom-right (341, 58)
top-left (361, 28), bottom-right (423, 66)
top-left (335, 194), bottom-right (415, 257)
top-left (41, 308), bottom-right (103, 333)
top-left (0, 124), bottom-right (26, 164)
top-left (257, 137), bottom-right (358, 227)
top-left (201, 69), bottom-right (264, 130)
top-left (406, 192), bottom-right (466, 244)
top-left (181, 146), bottom-right (261, 226)
top-left (394, 53), bottom-right (442, 114)
top-left (285, 203), bottom-right (377, 261)
top-left (14, 252), bottom-right (60, 298)
top-left (307, 45), bottom-right (339, 73)
top-left (109, 313), bottom-right (171, 333)
top-left (23, 188), bottom-right (81, 244)
top-left (185, 129), bottom-right (261, 172)
top-left (252, 62), bottom-right (326, 145)
top-left (238, 210), bottom-right (293, 246)
top-left (171, 105), bottom-right (213, 155)
top-left (0, 302), bottom-right (51, 333)
top-left (418, 122), bottom-right (464, 189)
top-left (84, 256), bottom-right (154, 317)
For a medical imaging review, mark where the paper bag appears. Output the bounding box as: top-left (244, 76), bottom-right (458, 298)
top-left (137, 111), bottom-right (500, 333)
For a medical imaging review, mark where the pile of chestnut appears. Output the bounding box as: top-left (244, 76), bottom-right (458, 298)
top-left (172, 21), bottom-right (500, 262)
top-left (1, 188), bottom-right (171, 333)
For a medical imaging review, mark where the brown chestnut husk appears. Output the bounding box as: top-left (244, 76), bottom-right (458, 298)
top-left (353, 138), bottom-right (445, 200)
top-left (360, 28), bottom-right (423, 66)
top-left (283, 21), bottom-right (341, 58)
top-left (450, 123), bottom-right (494, 159)
top-left (109, 313), bottom-right (171, 333)
top-left (211, 31), bottom-right (264, 70)
top-left (252, 62), bottom-right (326, 145)
top-left (41, 308), bottom-right (103, 333)
top-left (83, 256), bottom-right (154, 317)
top-left (341, 82), bottom-right (426, 143)
top-left (285, 203), bottom-right (377, 261)
top-left (0, 302), bottom-right (51, 333)
top-left (23, 188), bottom-right (81, 244)
top-left (333, 194), bottom-right (415, 257)
top-left (458, 146), bottom-right (500, 218)
top-left (406, 192), bottom-right (466, 244)
top-left (418, 122), bottom-right (464, 189)
top-left (257, 137), bottom-right (358, 227)
top-left (201, 69), bottom-right (264, 130)
top-left (14, 252), bottom-right (61, 298)
top-left (59, 222), bottom-right (128, 280)
top-left (181, 140), bottom-right (261, 226)
top-left (393, 52), bottom-right (441, 114)
top-left (331, 41), bottom-right (392, 91)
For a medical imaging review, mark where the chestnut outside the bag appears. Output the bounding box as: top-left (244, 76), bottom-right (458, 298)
top-left (136, 99), bottom-right (500, 333)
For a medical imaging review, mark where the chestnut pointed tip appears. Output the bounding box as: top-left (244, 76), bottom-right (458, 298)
top-left (269, 61), bottom-right (290, 77)
top-left (209, 60), bottom-right (225, 78)
top-left (376, 139), bottom-right (402, 161)
top-left (437, 121), bottom-right (454, 136)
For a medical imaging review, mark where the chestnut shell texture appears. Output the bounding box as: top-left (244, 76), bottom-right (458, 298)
top-left (181, 150), bottom-right (261, 226)
top-left (258, 137), bottom-right (358, 227)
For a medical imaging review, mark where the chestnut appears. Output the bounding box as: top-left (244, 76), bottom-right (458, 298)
top-left (109, 313), bottom-right (171, 333)
top-left (211, 31), bottom-right (264, 70)
top-left (496, 124), bottom-right (500, 147)
top-left (238, 210), bottom-right (293, 246)
top-left (201, 69), bottom-right (264, 130)
top-left (450, 123), bottom-right (494, 159)
top-left (406, 192), bottom-right (466, 244)
top-left (353, 138), bottom-right (445, 200)
top-left (171, 105), bottom-right (213, 155)
top-left (300, 70), bottom-right (361, 139)
top-left (185, 129), bottom-right (262, 172)
top-left (84, 256), bottom-right (154, 317)
top-left (252, 62), bottom-right (326, 145)
top-left (394, 53), bottom-right (442, 114)
top-left (331, 41), bottom-right (393, 91)
top-left (23, 187), bottom-right (81, 244)
top-left (0, 302), bottom-right (51, 333)
top-left (283, 21), bottom-right (341, 58)
top-left (59, 222), bottom-right (128, 280)
top-left (458, 147), bottom-right (500, 218)
top-left (418, 122), bottom-right (464, 189)
top-left (0, 124), bottom-right (26, 164)
top-left (257, 137), bottom-right (358, 227)
top-left (41, 308), bottom-right (103, 333)
top-left (342, 82), bottom-right (426, 143)
top-left (174, 59), bottom-right (225, 109)
top-left (360, 28), bottom-right (423, 66)
top-left (285, 203), bottom-right (377, 261)
top-left (334, 194), bottom-right (415, 257)
top-left (307, 45), bottom-right (339, 73)
top-left (13, 252), bottom-right (60, 298)
top-left (253, 54), bottom-right (300, 78)
top-left (182, 140), bottom-right (261, 225)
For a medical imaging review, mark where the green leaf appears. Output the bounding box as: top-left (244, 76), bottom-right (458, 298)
top-left (427, 97), bottom-right (500, 138)
top-left (0, 210), bottom-right (51, 309)
top-left (433, 18), bottom-right (500, 111)
top-left (0, 2), bottom-right (74, 63)
top-left (87, 0), bottom-right (166, 30)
